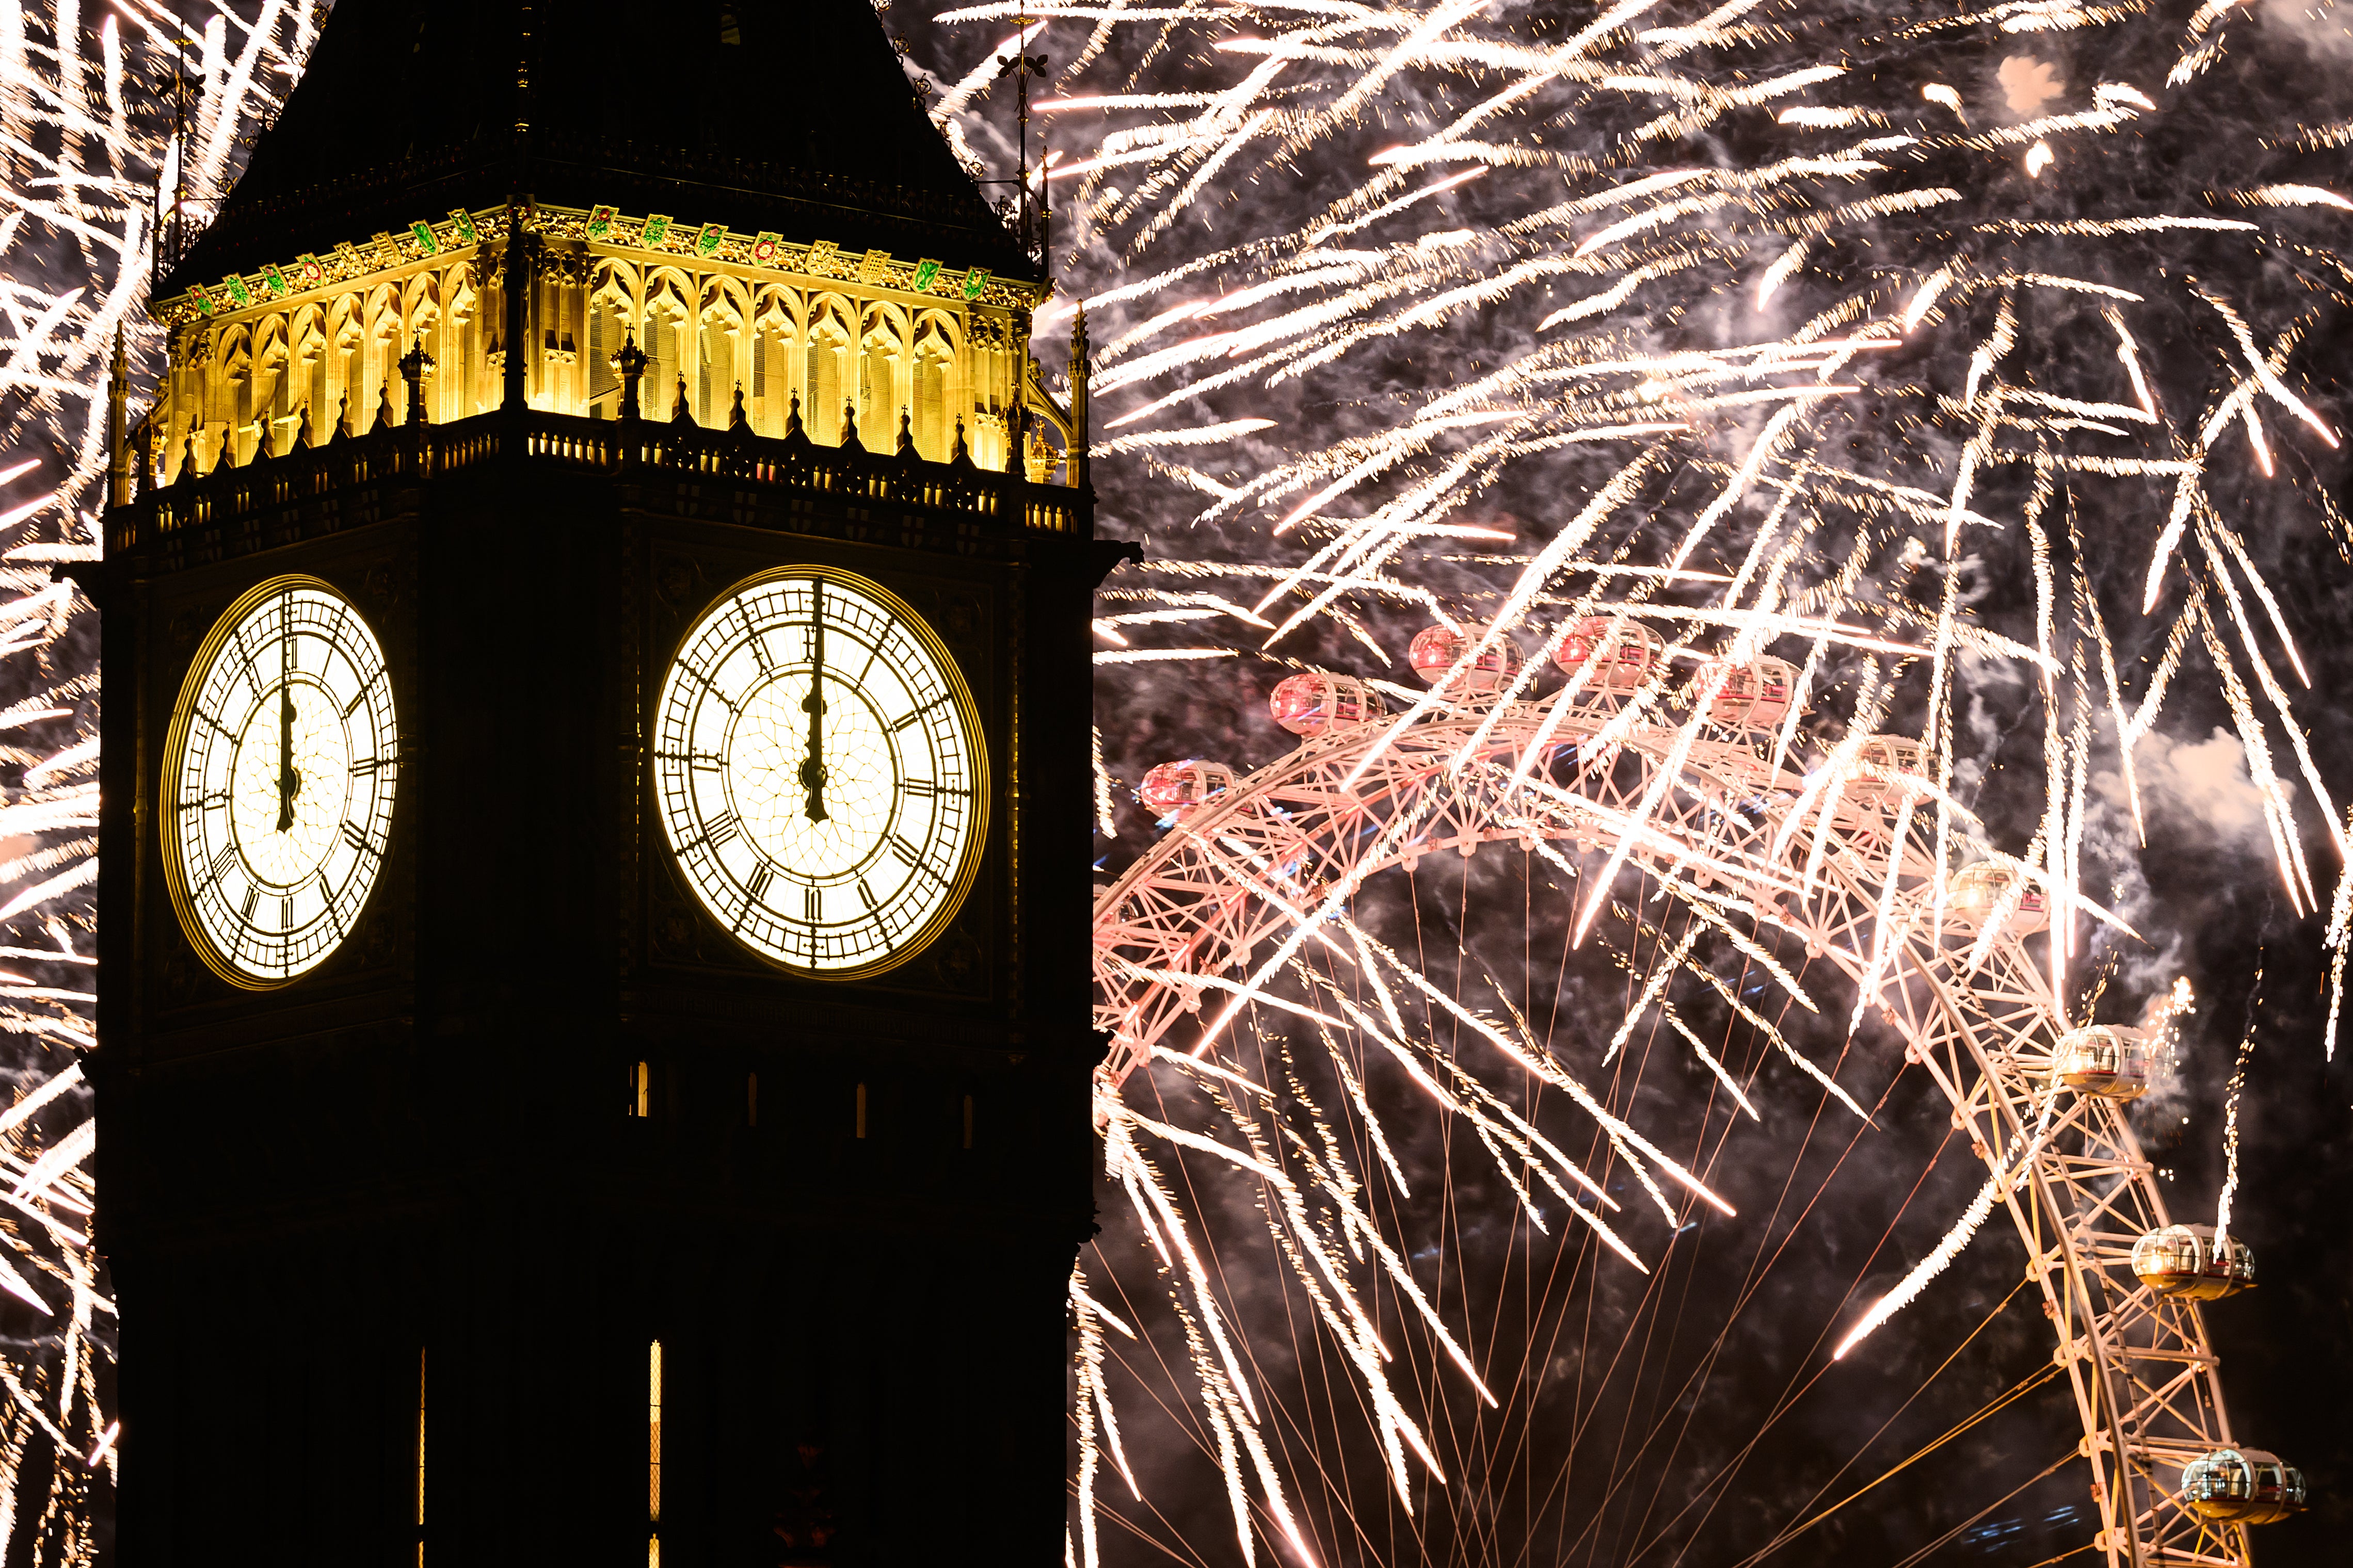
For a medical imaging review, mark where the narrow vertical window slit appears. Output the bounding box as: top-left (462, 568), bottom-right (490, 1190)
top-left (414, 1346), bottom-right (426, 1565)
top-left (648, 1339), bottom-right (663, 1566)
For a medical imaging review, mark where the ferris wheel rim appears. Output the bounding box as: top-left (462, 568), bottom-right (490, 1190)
top-left (1090, 686), bottom-right (2255, 1568)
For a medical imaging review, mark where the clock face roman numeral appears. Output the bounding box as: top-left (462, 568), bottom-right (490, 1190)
top-left (343, 665), bottom-right (389, 718)
top-left (166, 579), bottom-right (399, 985)
top-left (652, 569), bottom-right (986, 975)
top-left (892, 696), bottom-right (948, 733)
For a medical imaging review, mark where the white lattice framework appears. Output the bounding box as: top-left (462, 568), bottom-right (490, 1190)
top-left (1093, 686), bottom-right (2255, 1568)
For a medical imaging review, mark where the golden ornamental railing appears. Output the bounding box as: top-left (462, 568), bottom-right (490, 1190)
top-left (113, 409), bottom-right (1079, 553)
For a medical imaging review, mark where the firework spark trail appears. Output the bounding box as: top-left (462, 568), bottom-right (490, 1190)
top-left (23, 0), bottom-right (2326, 1560)
top-left (1022, 0), bottom-right (2353, 1558)
top-left (0, 1), bottom-right (316, 1548)
top-left (2214, 962), bottom-right (2262, 1241)
top-left (1829, 1077), bottom-right (2063, 1362)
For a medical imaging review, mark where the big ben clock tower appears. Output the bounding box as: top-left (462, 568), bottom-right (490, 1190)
top-left (92, 3), bottom-right (1116, 1562)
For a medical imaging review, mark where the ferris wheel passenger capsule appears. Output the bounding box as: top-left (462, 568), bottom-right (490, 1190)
top-left (2180, 1449), bottom-right (2307, 1525)
top-left (2053, 1024), bottom-right (2154, 1100)
top-left (1554, 617), bottom-right (1666, 696)
top-left (1847, 735), bottom-right (1933, 807)
top-left (1269, 671), bottom-right (1388, 736)
top-left (1408, 624), bottom-right (1524, 693)
top-left (1695, 656), bottom-right (1799, 731)
top-left (2131, 1224), bottom-right (2255, 1301)
top-left (1137, 759), bottom-right (1237, 824)
top-left (1946, 861), bottom-right (2050, 937)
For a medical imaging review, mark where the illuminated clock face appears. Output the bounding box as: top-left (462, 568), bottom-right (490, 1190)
top-left (654, 568), bottom-right (987, 976)
top-left (163, 577), bottom-right (398, 987)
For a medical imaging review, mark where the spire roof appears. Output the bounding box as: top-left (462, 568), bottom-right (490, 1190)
top-left (168, 0), bottom-right (1031, 290)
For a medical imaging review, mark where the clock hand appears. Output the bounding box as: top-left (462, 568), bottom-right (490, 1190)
top-left (800, 580), bottom-right (830, 822)
top-left (276, 594), bottom-right (298, 833)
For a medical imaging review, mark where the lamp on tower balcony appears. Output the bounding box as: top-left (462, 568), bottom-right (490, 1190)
top-left (613, 329), bottom-right (648, 421)
top-left (398, 334), bottom-right (436, 426)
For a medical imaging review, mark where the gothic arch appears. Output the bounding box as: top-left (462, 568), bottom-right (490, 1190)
top-left (644, 267), bottom-right (696, 417)
top-left (910, 310), bottom-right (961, 461)
top-left (856, 301), bottom-right (909, 447)
top-left (286, 303), bottom-right (329, 444)
top-left (210, 323), bottom-right (253, 466)
top-left (697, 276), bottom-right (753, 425)
top-left (807, 293), bottom-right (856, 444)
top-left (749, 285), bottom-right (805, 435)
top-left (586, 260), bottom-right (643, 415)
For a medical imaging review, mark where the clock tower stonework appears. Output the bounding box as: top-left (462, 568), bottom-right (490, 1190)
top-left (93, 3), bottom-right (1118, 1562)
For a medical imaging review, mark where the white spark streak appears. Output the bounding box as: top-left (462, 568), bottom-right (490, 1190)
top-left (1021, 0), bottom-right (2353, 1549)
top-left (1092, 646), bottom-right (1239, 664)
top-left (1834, 1086), bottom-right (2062, 1360)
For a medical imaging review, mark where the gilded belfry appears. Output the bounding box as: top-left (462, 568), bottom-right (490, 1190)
top-left (95, 2), bottom-right (1115, 1563)
top-left (143, 9), bottom-right (1079, 483)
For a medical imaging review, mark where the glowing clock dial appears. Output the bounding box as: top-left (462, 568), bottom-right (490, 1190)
top-left (163, 576), bottom-right (398, 986)
top-left (654, 567), bottom-right (987, 976)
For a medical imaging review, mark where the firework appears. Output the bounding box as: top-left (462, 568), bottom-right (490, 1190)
top-left (0, 3), bottom-right (313, 1556)
top-left (930, 1), bottom-right (2353, 1561)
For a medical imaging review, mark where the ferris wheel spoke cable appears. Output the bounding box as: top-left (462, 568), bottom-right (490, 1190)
top-left (1506, 949), bottom-right (1750, 1561)
top-left (1098, 661), bottom-right (2268, 1563)
top-left (1496, 992), bottom-right (1958, 1568)
top-left (1602, 1034), bottom-right (1905, 1553)
top-left (1475, 943), bottom-right (1990, 1568)
top-left (1880, 1449), bottom-right (2082, 1568)
top-left (1604, 976), bottom-right (1769, 1558)
top-left (1492, 989), bottom-right (1747, 1564)
top-left (1757, 1361), bottom-right (2070, 1568)
top-left (1726, 1275), bottom-right (2047, 1567)
top-left (1599, 1103), bottom-right (1965, 1567)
